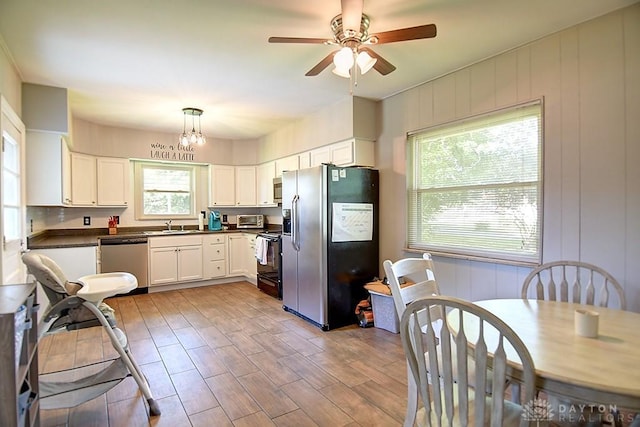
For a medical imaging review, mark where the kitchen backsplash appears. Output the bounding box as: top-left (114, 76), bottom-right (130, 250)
top-left (26, 206), bottom-right (282, 235)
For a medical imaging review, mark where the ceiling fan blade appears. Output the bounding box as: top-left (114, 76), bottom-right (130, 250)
top-left (359, 47), bottom-right (396, 75)
top-left (341, 0), bottom-right (363, 31)
top-left (268, 36), bottom-right (329, 44)
top-left (305, 52), bottom-right (337, 76)
top-left (372, 24), bottom-right (437, 44)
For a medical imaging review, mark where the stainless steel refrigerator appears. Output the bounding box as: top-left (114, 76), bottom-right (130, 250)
top-left (281, 164), bottom-right (379, 330)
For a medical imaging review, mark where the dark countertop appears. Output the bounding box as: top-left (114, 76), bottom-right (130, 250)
top-left (27, 226), bottom-right (279, 250)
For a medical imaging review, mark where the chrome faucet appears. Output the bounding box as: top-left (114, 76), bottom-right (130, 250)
top-left (165, 220), bottom-right (172, 231)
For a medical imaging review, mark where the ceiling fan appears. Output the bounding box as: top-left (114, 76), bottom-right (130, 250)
top-left (268, 0), bottom-right (437, 78)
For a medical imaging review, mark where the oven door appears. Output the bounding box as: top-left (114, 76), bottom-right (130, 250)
top-left (256, 234), bottom-right (281, 299)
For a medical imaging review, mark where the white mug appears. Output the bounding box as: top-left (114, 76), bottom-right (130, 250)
top-left (574, 309), bottom-right (599, 338)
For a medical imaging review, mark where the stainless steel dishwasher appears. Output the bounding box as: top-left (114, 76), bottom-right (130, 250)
top-left (99, 236), bottom-right (149, 294)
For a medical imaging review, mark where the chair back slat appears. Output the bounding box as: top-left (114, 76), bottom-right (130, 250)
top-left (400, 296), bottom-right (537, 427)
top-left (521, 260), bottom-right (626, 310)
top-left (559, 267), bottom-right (569, 302)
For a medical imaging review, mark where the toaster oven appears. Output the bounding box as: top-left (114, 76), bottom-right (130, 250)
top-left (237, 214), bottom-right (264, 229)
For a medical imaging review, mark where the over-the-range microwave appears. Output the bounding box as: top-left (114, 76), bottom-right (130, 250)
top-left (237, 214), bottom-right (264, 229)
top-left (273, 177), bottom-right (282, 204)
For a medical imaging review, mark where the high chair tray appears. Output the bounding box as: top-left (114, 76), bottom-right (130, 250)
top-left (76, 272), bottom-right (138, 303)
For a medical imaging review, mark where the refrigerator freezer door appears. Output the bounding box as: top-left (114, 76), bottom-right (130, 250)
top-left (295, 166), bottom-right (325, 326)
top-left (282, 171), bottom-right (298, 312)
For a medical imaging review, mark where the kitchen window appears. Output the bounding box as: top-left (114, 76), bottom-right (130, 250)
top-left (406, 100), bottom-right (543, 264)
top-left (134, 161), bottom-right (198, 219)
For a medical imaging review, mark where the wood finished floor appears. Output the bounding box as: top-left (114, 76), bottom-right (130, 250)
top-left (38, 281), bottom-right (408, 427)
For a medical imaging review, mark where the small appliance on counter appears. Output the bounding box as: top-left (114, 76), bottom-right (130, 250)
top-left (237, 214), bottom-right (264, 229)
top-left (209, 211), bottom-right (222, 230)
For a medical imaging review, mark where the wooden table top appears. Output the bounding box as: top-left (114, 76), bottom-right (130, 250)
top-left (447, 299), bottom-right (640, 410)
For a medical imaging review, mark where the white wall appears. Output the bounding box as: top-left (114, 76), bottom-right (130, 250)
top-left (377, 4), bottom-right (640, 311)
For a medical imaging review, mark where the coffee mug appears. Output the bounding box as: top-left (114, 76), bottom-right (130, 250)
top-left (574, 309), bottom-right (599, 338)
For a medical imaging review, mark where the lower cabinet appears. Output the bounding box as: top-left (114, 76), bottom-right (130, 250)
top-left (203, 234), bottom-right (227, 278)
top-left (149, 235), bottom-right (203, 286)
top-left (245, 234), bottom-right (257, 280)
top-left (227, 233), bottom-right (257, 278)
top-left (227, 234), bottom-right (246, 276)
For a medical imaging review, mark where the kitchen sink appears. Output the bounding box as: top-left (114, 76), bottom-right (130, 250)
top-left (143, 230), bottom-right (201, 235)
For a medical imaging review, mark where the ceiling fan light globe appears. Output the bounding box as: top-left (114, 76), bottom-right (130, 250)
top-left (356, 51), bottom-right (376, 74)
top-left (179, 134), bottom-right (189, 146)
top-left (333, 46), bottom-right (354, 69)
top-left (332, 66), bottom-right (351, 78)
top-left (197, 134), bottom-right (205, 145)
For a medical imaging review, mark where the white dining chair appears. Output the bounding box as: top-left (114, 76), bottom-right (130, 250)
top-left (383, 253), bottom-right (441, 427)
top-left (521, 260), bottom-right (626, 426)
top-left (521, 260), bottom-right (626, 310)
top-left (400, 295), bottom-right (536, 427)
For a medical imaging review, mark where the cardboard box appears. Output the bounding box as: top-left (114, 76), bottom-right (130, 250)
top-left (368, 290), bottom-right (399, 333)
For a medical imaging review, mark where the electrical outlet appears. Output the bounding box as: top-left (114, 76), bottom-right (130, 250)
top-left (30, 219), bottom-right (33, 233)
top-left (222, 214), bottom-right (228, 223)
top-left (114, 215), bottom-right (120, 224)
top-left (83, 216), bottom-right (91, 226)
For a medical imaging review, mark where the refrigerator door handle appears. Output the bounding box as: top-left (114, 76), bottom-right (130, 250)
top-left (291, 194), bottom-right (300, 251)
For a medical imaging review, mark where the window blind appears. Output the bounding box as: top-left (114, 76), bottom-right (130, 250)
top-left (407, 100), bottom-right (543, 264)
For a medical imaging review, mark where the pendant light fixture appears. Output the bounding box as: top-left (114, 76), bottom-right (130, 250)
top-left (179, 107), bottom-right (206, 147)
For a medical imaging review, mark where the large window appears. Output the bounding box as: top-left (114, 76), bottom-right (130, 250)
top-left (134, 161), bottom-right (197, 219)
top-left (407, 100), bottom-right (543, 264)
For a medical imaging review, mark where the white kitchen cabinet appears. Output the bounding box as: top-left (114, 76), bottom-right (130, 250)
top-left (235, 166), bottom-right (256, 206)
top-left (97, 157), bottom-right (129, 206)
top-left (256, 161), bottom-right (276, 206)
top-left (31, 246), bottom-right (98, 316)
top-left (210, 165), bottom-right (236, 206)
top-left (245, 233), bottom-right (257, 280)
top-left (203, 234), bottom-right (227, 278)
top-left (309, 146), bottom-right (331, 167)
top-left (298, 152), bottom-right (311, 170)
top-left (275, 155), bottom-right (299, 177)
top-left (308, 139), bottom-right (375, 168)
top-left (70, 152), bottom-right (97, 206)
top-left (31, 247), bottom-right (97, 280)
top-left (227, 233), bottom-right (257, 281)
top-left (227, 234), bottom-right (246, 276)
top-left (148, 235), bottom-right (203, 286)
top-left (25, 131), bottom-right (72, 206)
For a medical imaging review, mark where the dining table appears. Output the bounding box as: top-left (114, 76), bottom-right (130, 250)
top-left (446, 298), bottom-right (640, 412)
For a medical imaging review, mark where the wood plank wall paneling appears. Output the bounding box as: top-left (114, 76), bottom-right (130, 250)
top-left (559, 27), bottom-right (582, 259)
top-left (377, 4), bottom-right (640, 312)
top-left (578, 12), bottom-right (627, 274)
top-left (623, 4), bottom-right (640, 309)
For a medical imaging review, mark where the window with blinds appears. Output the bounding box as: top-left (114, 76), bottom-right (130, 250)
top-left (135, 162), bottom-right (196, 218)
top-left (406, 100), bottom-right (543, 264)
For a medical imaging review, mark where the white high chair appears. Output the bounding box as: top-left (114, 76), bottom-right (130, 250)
top-left (22, 252), bottom-right (161, 417)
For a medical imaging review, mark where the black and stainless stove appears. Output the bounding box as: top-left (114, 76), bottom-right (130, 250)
top-left (256, 232), bottom-right (282, 299)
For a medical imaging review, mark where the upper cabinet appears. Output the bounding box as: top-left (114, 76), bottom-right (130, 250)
top-left (235, 166), bottom-right (256, 206)
top-left (70, 154), bottom-right (129, 207)
top-left (309, 139), bottom-right (374, 168)
top-left (210, 165), bottom-right (236, 206)
top-left (256, 161), bottom-right (276, 206)
top-left (275, 155), bottom-right (299, 177)
top-left (97, 157), bottom-right (130, 206)
top-left (70, 152), bottom-right (97, 206)
top-left (26, 131), bottom-right (72, 206)
top-left (210, 165), bottom-right (256, 207)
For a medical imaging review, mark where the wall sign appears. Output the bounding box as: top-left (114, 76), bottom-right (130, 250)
top-left (149, 142), bottom-right (195, 162)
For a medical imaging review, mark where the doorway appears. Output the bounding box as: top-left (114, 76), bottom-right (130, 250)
top-left (1, 96), bottom-right (26, 284)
